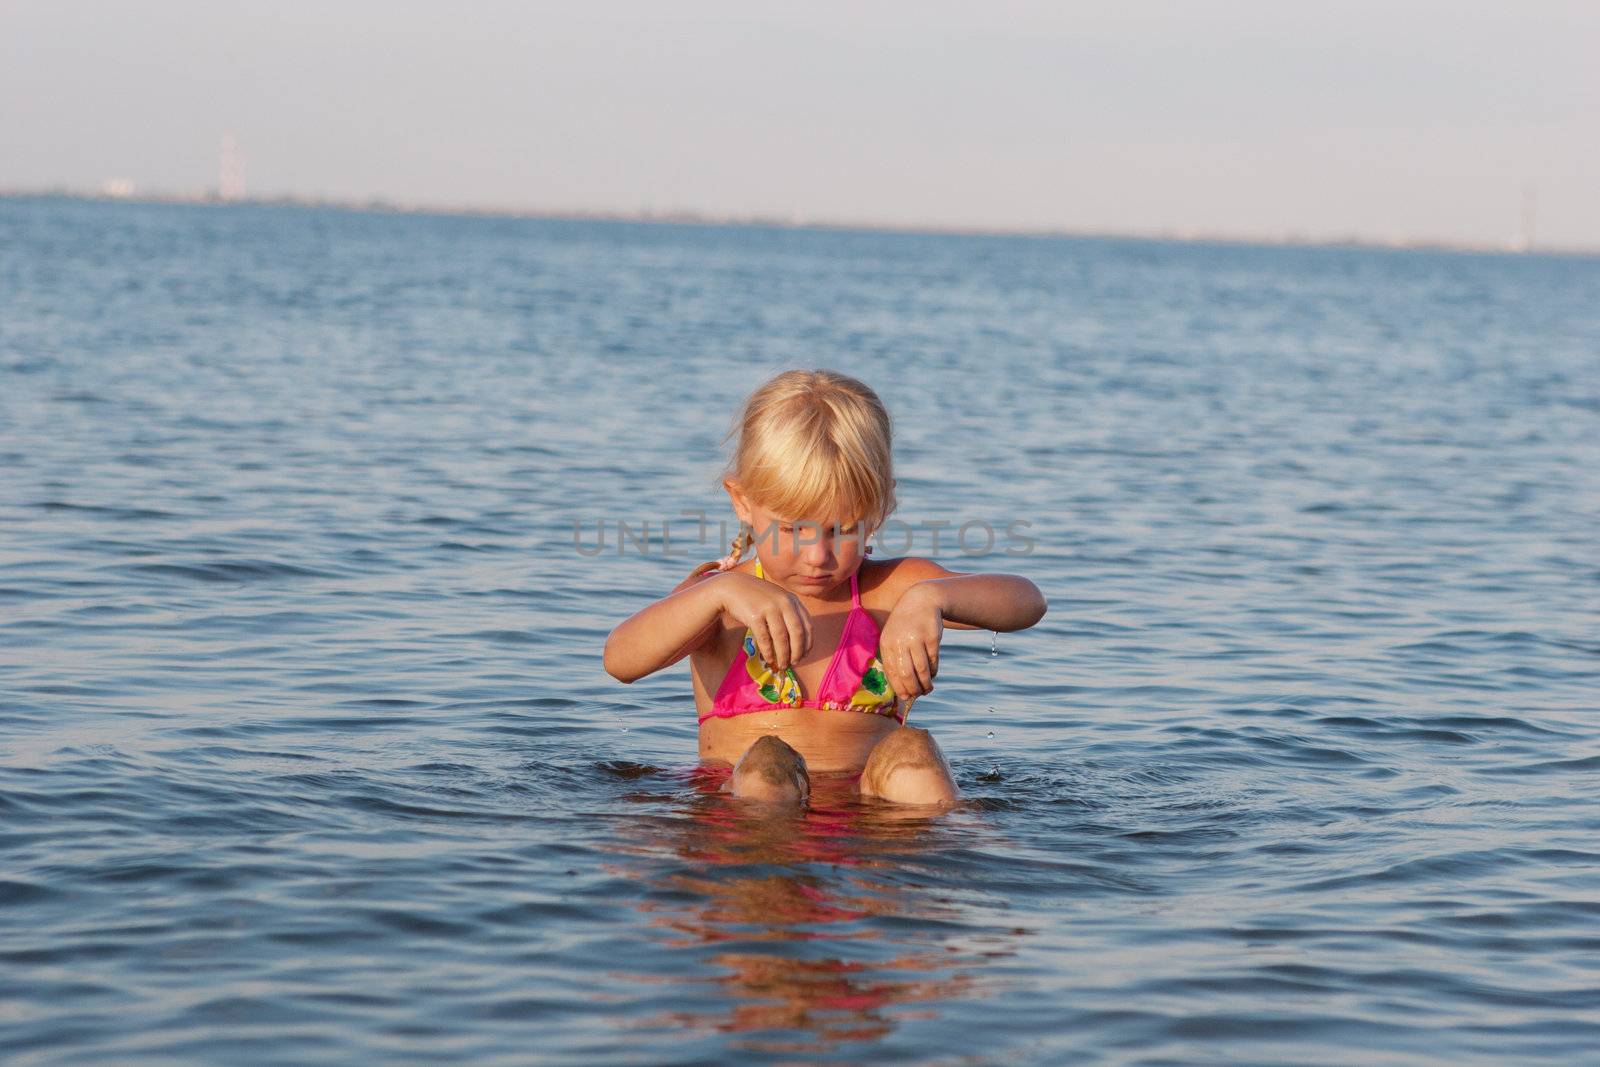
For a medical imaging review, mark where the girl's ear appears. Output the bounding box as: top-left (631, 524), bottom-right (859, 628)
top-left (722, 478), bottom-right (752, 526)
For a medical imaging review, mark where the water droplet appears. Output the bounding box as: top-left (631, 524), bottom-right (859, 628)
top-left (620, 725), bottom-right (629, 733)
top-left (989, 631), bottom-right (998, 657)
top-left (986, 706), bottom-right (994, 715)
top-left (986, 730), bottom-right (995, 740)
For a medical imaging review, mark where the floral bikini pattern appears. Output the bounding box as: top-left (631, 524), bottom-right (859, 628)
top-left (700, 558), bottom-right (907, 725)
top-left (740, 632), bottom-right (898, 716)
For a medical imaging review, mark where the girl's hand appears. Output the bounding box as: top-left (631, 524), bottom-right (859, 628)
top-left (878, 586), bottom-right (945, 699)
top-left (712, 573), bottom-right (813, 672)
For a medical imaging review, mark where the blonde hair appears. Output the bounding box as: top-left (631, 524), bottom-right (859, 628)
top-left (725, 368), bottom-right (896, 536)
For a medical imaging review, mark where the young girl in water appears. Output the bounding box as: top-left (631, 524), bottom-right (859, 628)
top-left (604, 369), bottom-right (1047, 806)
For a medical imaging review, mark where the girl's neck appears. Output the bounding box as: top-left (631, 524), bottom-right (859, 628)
top-left (756, 559), bottom-right (860, 608)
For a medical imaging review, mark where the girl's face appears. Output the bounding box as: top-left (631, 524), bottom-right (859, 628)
top-left (743, 500), bottom-right (870, 597)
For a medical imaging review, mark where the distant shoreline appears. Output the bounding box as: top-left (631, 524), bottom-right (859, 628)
top-left (3, 188), bottom-right (1594, 259)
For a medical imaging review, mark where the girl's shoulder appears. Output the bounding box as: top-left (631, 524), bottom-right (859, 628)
top-left (858, 557), bottom-right (982, 629)
top-left (671, 559), bottom-right (756, 597)
top-left (857, 555), bottom-right (968, 606)
top-left (673, 561), bottom-right (756, 662)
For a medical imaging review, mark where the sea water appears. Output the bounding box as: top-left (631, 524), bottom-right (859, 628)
top-left (1, 196), bottom-right (1597, 1064)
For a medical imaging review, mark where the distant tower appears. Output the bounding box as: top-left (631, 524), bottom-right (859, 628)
top-left (219, 133), bottom-right (246, 202)
top-left (1520, 183), bottom-right (1537, 252)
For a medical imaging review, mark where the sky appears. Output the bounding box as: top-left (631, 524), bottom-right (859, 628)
top-left (3, 0), bottom-right (1597, 247)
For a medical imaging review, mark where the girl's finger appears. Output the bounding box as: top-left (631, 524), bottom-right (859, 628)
top-left (761, 617), bottom-right (787, 668)
top-left (898, 642), bottom-right (922, 696)
top-left (764, 612), bottom-right (792, 671)
top-left (887, 665), bottom-right (911, 701)
top-left (750, 617), bottom-right (777, 669)
top-left (887, 650), bottom-right (909, 697)
top-left (909, 644), bottom-right (933, 695)
top-left (780, 603), bottom-right (811, 665)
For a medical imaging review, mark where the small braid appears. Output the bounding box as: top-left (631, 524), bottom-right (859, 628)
top-left (689, 522), bottom-right (753, 577)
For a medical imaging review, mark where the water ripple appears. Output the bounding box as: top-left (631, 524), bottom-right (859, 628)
top-left (1, 198), bottom-right (1597, 1064)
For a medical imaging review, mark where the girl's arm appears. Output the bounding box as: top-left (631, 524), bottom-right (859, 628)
top-left (603, 572), bottom-right (728, 684)
top-left (893, 558), bottom-right (1047, 632)
top-left (876, 558), bottom-right (1046, 700)
top-left (603, 569), bottom-right (816, 684)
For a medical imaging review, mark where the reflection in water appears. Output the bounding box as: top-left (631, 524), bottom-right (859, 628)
top-left (608, 767), bottom-right (1021, 1055)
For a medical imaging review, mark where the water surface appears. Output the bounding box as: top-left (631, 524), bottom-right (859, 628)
top-left (2, 197), bottom-right (1598, 1064)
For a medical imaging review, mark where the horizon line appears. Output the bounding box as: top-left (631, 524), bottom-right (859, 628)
top-left (4, 185), bottom-right (1596, 259)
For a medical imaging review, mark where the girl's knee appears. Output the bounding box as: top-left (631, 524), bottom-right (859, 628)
top-left (860, 727), bottom-right (960, 805)
top-left (728, 735), bottom-right (810, 805)
top-left (867, 725), bottom-right (944, 764)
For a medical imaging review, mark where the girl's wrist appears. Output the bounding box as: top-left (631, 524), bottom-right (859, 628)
top-left (701, 568), bottom-right (748, 614)
top-left (902, 578), bottom-right (950, 618)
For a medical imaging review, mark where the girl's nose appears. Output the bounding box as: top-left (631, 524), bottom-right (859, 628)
top-left (801, 538), bottom-right (832, 567)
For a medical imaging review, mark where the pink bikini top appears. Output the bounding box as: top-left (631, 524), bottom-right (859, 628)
top-left (700, 560), bottom-right (905, 725)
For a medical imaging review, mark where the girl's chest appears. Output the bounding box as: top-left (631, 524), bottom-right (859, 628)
top-left (688, 605), bottom-right (885, 712)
